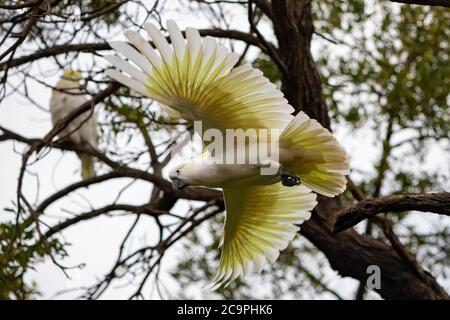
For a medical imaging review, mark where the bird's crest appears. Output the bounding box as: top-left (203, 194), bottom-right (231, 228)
top-left (62, 69), bottom-right (81, 81)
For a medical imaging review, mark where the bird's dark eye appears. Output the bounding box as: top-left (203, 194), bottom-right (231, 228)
top-left (176, 169), bottom-right (181, 174)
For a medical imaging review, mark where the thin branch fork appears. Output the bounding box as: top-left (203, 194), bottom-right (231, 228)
top-left (372, 215), bottom-right (449, 298)
top-left (129, 203), bottom-right (224, 299)
top-left (252, 0), bottom-right (272, 18)
top-left (334, 192), bottom-right (450, 233)
top-left (15, 82), bottom-right (120, 201)
top-left (43, 203), bottom-right (172, 239)
top-left (336, 178), bottom-right (449, 299)
top-left (248, 0), bottom-right (289, 78)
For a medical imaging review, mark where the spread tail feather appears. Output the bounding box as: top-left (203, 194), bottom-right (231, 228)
top-left (78, 153), bottom-right (95, 180)
top-left (279, 112), bottom-right (349, 197)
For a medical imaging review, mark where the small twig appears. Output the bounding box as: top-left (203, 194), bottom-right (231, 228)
top-left (248, 1), bottom-right (289, 79)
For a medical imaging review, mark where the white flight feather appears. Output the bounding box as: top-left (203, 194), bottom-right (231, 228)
top-left (167, 20), bottom-right (186, 60)
top-left (186, 27), bottom-right (202, 64)
top-left (124, 30), bottom-right (163, 69)
top-left (103, 55), bottom-right (147, 83)
top-left (109, 41), bottom-right (153, 75)
top-left (144, 22), bottom-right (173, 63)
top-left (105, 69), bottom-right (148, 96)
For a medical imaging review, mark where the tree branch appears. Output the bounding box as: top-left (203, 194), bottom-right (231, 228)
top-left (253, 0), bottom-right (273, 18)
top-left (44, 203), bottom-right (170, 238)
top-left (390, 0), bottom-right (450, 8)
top-left (0, 29), bottom-right (270, 71)
top-left (334, 192), bottom-right (450, 233)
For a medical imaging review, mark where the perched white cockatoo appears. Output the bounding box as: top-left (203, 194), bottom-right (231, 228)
top-left (105, 21), bottom-right (349, 288)
top-left (50, 70), bottom-right (98, 180)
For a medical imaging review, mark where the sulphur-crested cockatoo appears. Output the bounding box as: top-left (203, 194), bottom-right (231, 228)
top-left (105, 20), bottom-right (349, 288)
top-left (50, 70), bottom-right (98, 180)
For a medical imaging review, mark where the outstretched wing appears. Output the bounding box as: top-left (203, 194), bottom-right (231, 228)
top-left (210, 183), bottom-right (317, 289)
top-left (105, 20), bottom-right (294, 132)
top-left (280, 112), bottom-right (349, 197)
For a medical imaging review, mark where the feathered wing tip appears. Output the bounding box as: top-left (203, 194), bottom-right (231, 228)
top-left (206, 183), bottom-right (317, 290)
top-left (280, 112), bottom-right (350, 197)
top-left (105, 20), bottom-right (295, 131)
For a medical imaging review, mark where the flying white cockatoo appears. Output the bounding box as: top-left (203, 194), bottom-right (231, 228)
top-left (105, 20), bottom-right (349, 288)
top-left (50, 70), bottom-right (98, 180)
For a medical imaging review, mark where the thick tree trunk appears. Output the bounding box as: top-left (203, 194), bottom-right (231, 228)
top-left (271, 0), bottom-right (448, 299)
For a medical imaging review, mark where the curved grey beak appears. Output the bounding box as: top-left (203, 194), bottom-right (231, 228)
top-left (171, 178), bottom-right (189, 189)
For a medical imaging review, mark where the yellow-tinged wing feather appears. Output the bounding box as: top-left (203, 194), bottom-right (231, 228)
top-left (105, 20), bottom-right (294, 132)
top-left (210, 183), bottom-right (317, 289)
top-left (280, 112), bottom-right (350, 197)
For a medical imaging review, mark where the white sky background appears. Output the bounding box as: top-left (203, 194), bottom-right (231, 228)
top-left (0, 0), bottom-right (449, 299)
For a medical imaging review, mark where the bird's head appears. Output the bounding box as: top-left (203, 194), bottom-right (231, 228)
top-left (62, 69), bottom-right (81, 82)
top-left (168, 162), bottom-right (199, 189)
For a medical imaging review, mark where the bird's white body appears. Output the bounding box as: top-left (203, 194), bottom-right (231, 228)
top-left (50, 74), bottom-right (98, 179)
top-left (178, 160), bottom-right (282, 188)
top-left (173, 142), bottom-right (300, 188)
top-left (50, 78), bottom-right (97, 146)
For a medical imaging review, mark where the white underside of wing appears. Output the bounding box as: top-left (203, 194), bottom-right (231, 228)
top-left (106, 20), bottom-right (294, 131)
top-left (208, 183), bottom-right (317, 290)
